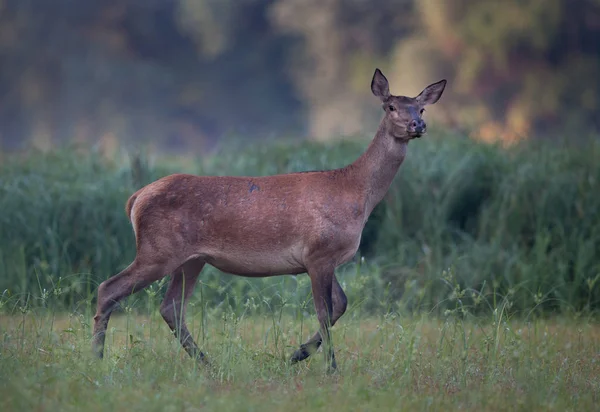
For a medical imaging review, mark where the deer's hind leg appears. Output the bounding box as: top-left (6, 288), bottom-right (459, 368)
top-left (160, 259), bottom-right (206, 362)
top-left (92, 256), bottom-right (178, 359)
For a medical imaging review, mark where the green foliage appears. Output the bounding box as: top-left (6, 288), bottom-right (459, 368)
top-left (0, 146), bottom-right (170, 307)
top-left (0, 134), bottom-right (599, 316)
top-left (376, 136), bottom-right (600, 314)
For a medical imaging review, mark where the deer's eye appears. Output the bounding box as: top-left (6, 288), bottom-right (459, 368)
top-left (388, 105), bottom-right (395, 111)
top-left (420, 108), bottom-right (425, 115)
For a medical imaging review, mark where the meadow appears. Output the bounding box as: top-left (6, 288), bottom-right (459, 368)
top-left (1, 131), bottom-right (599, 410)
top-left (1, 310), bottom-right (598, 411)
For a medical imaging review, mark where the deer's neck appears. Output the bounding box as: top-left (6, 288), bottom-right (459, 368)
top-left (349, 122), bottom-right (408, 217)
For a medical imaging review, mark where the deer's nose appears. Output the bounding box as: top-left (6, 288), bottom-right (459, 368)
top-left (409, 119), bottom-right (426, 132)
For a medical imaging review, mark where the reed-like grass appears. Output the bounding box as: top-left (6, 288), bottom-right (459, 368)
top-left (0, 133), bottom-right (599, 315)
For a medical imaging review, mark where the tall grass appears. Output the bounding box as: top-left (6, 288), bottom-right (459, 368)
top-left (0, 133), bottom-right (599, 316)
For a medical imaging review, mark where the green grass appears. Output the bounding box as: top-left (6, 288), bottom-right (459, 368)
top-left (1, 307), bottom-right (599, 411)
top-left (1, 133), bottom-right (599, 315)
top-left (1, 133), bottom-right (600, 410)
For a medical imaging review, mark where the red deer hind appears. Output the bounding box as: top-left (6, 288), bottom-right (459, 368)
top-left (92, 68), bottom-right (446, 372)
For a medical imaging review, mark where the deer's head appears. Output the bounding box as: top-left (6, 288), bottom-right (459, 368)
top-left (371, 68), bottom-right (446, 140)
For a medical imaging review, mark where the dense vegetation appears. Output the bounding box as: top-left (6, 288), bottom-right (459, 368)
top-left (1, 133), bottom-right (599, 317)
top-left (1, 134), bottom-right (599, 410)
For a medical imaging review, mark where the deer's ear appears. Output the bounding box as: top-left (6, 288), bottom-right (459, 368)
top-left (416, 79), bottom-right (447, 106)
top-left (371, 68), bottom-right (390, 101)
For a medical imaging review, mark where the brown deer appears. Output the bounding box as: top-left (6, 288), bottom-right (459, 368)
top-left (92, 68), bottom-right (446, 372)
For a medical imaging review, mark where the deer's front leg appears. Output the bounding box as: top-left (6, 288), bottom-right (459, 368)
top-left (299, 267), bottom-right (338, 372)
top-left (291, 275), bottom-right (347, 367)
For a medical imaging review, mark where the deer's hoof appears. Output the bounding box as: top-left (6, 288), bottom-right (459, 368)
top-left (290, 346), bottom-right (311, 364)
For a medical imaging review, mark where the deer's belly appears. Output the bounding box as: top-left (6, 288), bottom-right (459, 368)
top-left (202, 246), bottom-right (306, 277)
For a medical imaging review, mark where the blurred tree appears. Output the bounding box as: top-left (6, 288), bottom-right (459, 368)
top-left (271, 0), bottom-right (600, 142)
top-left (407, 0), bottom-right (600, 142)
top-left (0, 0), bottom-right (598, 151)
top-left (269, 0), bottom-right (416, 139)
top-left (0, 0), bottom-right (302, 152)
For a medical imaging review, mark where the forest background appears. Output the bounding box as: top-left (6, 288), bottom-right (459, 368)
top-left (1, 0), bottom-right (598, 153)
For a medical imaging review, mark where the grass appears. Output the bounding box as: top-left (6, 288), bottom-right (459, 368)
top-left (1, 133), bottom-right (599, 314)
top-left (1, 133), bottom-right (600, 410)
top-left (1, 306), bottom-right (599, 411)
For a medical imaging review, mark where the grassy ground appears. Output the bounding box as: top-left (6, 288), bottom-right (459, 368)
top-left (1, 136), bottom-right (599, 410)
top-left (1, 308), bottom-right (599, 411)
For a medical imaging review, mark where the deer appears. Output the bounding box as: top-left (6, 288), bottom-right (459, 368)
top-left (92, 68), bottom-right (446, 372)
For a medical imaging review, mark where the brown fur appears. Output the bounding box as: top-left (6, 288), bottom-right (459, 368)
top-left (92, 68), bottom-right (446, 372)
